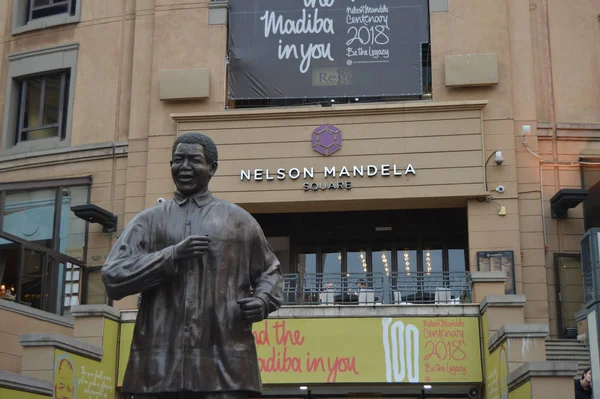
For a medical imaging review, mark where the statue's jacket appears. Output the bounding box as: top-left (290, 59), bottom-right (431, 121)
top-left (102, 191), bottom-right (284, 394)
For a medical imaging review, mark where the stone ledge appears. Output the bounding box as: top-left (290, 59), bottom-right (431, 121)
top-left (20, 333), bottom-right (103, 361)
top-left (71, 304), bottom-right (120, 321)
top-left (0, 300), bottom-right (74, 328)
top-left (575, 308), bottom-right (589, 322)
top-left (0, 141), bottom-right (128, 172)
top-left (171, 100), bottom-right (489, 122)
top-left (471, 271), bottom-right (506, 282)
top-left (508, 361), bottom-right (579, 391)
top-left (480, 295), bottom-right (526, 312)
top-left (0, 371), bottom-right (52, 396)
top-left (488, 324), bottom-right (549, 352)
top-left (208, 0), bottom-right (229, 9)
top-left (121, 310), bottom-right (137, 322)
top-left (208, 0), bottom-right (229, 25)
top-left (120, 305), bottom-right (480, 321)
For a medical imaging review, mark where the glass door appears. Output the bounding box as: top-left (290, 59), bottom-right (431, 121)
top-left (554, 253), bottom-right (585, 338)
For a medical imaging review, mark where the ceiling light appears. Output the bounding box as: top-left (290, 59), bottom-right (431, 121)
top-left (423, 385), bottom-right (432, 390)
top-left (299, 386), bottom-right (308, 391)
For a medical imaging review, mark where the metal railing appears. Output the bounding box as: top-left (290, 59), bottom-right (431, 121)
top-left (302, 272), bottom-right (386, 305)
top-left (388, 271), bottom-right (472, 304)
top-left (279, 272), bottom-right (472, 305)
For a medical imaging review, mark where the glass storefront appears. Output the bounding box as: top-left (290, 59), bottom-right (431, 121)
top-left (255, 208), bottom-right (470, 305)
top-left (0, 178), bottom-right (90, 315)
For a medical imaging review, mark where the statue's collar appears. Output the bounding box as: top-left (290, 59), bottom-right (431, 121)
top-left (173, 190), bottom-right (214, 208)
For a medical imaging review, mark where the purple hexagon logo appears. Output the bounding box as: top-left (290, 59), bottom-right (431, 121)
top-left (312, 124), bottom-right (342, 156)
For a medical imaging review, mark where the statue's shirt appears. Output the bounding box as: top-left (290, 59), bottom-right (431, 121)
top-left (102, 191), bottom-right (283, 394)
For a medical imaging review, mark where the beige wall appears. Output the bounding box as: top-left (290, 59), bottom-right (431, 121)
top-left (0, 308), bottom-right (72, 373)
top-left (0, 0), bottom-right (597, 333)
top-left (175, 102), bottom-right (488, 211)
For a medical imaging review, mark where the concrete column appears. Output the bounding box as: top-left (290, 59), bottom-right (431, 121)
top-left (488, 324), bottom-right (549, 373)
top-left (471, 271), bottom-right (507, 303)
top-left (480, 295), bottom-right (526, 336)
top-left (508, 361), bottom-right (579, 399)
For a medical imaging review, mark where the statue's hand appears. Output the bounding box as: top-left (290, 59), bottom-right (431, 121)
top-left (173, 235), bottom-right (210, 261)
top-left (237, 297), bottom-right (266, 324)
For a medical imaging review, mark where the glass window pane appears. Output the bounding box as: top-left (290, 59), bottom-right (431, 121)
top-left (297, 249), bottom-right (317, 303)
top-left (448, 249), bottom-right (468, 301)
top-left (398, 247), bottom-right (417, 275)
top-left (423, 248), bottom-right (443, 276)
top-left (22, 127), bottom-right (59, 141)
top-left (23, 78), bottom-right (42, 129)
top-left (3, 189), bottom-right (56, 249)
top-left (0, 238), bottom-right (20, 303)
top-left (322, 248), bottom-right (342, 275)
top-left (321, 245), bottom-right (343, 296)
top-left (346, 248), bottom-right (367, 276)
top-left (61, 186), bottom-right (89, 257)
top-left (34, 0), bottom-right (51, 7)
top-left (20, 250), bottom-right (45, 310)
top-left (422, 241), bottom-right (443, 304)
top-left (32, 2), bottom-right (69, 19)
top-left (372, 246), bottom-right (392, 277)
top-left (43, 75), bottom-right (62, 125)
top-left (449, 249), bottom-right (466, 273)
top-left (393, 246), bottom-right (418, 303)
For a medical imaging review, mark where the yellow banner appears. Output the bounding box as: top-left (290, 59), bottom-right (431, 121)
top-left (483, 314), bottom-right (509, 399)
top-left (509, 381), bottom-right (531, 399)
top-left (254, 317), bottom-right (482, 384)
top-left (54, 319), bottom-right (118, 399)
top-left (118, 317), bottom-right (482, 385)
top-left (0, 388), bottom-right (47, 399)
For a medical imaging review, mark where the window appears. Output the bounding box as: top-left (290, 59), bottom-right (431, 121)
top-left (0, 177), bottom-right (91, 315)
top-left (2, 44), bottom-right (78, 155)
top-left (28, 0), bottom-right (76, 21)
top-left (255, 209), bottom-right (470, 304)
top-left (16, 72), bottom-right (70, 143)
top-left (63, 262), bottom-right (81, 308)
top-left (12, 0), bottom-right (81, 35)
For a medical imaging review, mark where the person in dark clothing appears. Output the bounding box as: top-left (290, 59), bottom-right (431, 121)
top-left (575, 368), bottom-right (592, 399)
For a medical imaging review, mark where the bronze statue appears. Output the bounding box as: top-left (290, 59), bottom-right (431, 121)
top-left (102, 132), bottom-right (284, 399)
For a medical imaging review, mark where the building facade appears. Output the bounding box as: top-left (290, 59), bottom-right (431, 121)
top-left (0, 1), bottom-right (599, 398)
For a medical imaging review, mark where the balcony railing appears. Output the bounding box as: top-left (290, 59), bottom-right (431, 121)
top-left (281, 272), bottom-right (472, 305)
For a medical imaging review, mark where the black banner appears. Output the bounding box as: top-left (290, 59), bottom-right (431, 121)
top-left (228, 0), bottom-right (430, 100)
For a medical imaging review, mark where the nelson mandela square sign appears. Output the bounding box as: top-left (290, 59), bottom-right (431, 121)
top-left (228, 0), bottom-right (430, 99)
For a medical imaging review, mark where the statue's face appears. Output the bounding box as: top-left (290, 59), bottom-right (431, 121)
top-left (170, 143), bottom-right (216, 195)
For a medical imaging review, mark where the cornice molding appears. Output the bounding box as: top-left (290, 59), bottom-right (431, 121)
top-left (172, 100), bottom-right (488, 123)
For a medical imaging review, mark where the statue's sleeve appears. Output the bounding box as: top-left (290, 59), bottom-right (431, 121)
top-left (249, 221), bottom-right (284, 314)
top-left (101, 212), bottom-right (177, 300)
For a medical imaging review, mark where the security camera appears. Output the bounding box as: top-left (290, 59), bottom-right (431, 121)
top-left (494, 151), bottom-right (504, 165)
top-left (468, 388), bottom-right (479, 399)
top-left (495, 185), bottom-right (505, 193)
top-left (157, 197), bottom-right (166, 204)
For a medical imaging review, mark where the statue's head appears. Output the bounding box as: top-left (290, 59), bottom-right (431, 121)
top-left (170, 132), bottom-right (218, 196)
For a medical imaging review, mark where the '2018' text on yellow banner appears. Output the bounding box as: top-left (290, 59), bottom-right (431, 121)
top-left (253, 317), bottom-right (482, 384)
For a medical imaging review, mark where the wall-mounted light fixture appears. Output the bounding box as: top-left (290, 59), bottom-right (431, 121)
top-left (484, 149), bottom-right (504, 192)
top-left (71, 204), bottom-right (118, 233)
top-left (494, 151), bottom-right (504, 165)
